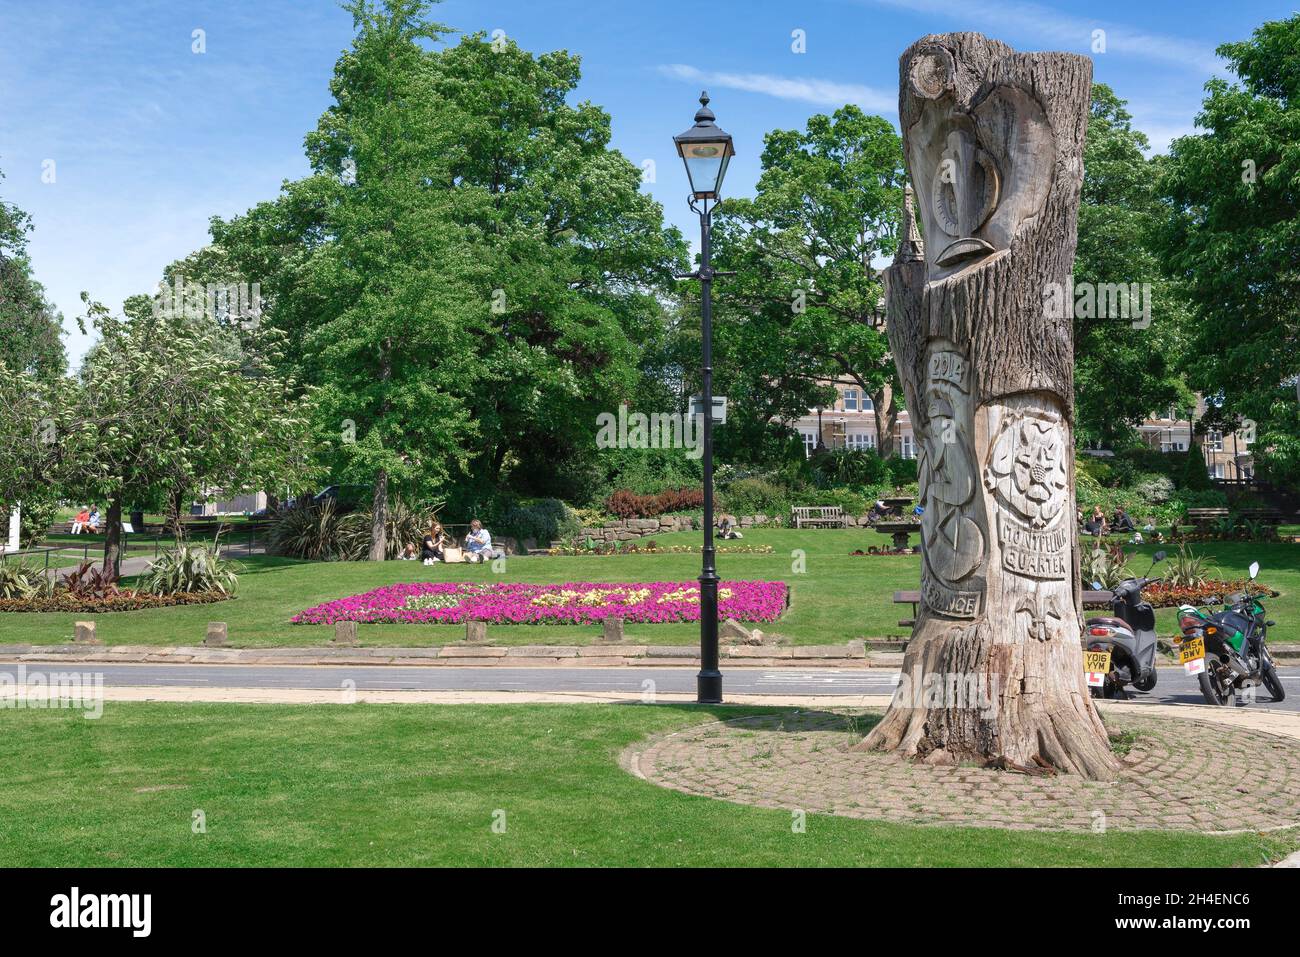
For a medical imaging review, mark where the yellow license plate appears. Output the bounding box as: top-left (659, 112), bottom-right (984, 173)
top-left (1084, 650), bottom-right (1112, 674)
top-left (1179, 637), bottom-right (1205, 664)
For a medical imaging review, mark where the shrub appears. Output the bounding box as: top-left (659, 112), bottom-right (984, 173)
top-left (0, 591), bottom-right (231, 614)
top-left (604, 487), bottom-right (704, 519)
top-left (141, 539), bottom-right (241, 595)
top-left (58, 561), bottom-right (122, 600)
top-left (499, 498), bottom-right (582, 545)
top-left (886, 456), bottom-right (919, 486)
top-left (1132, 473), bottom-right (1175, 504)
top-left (811, 448), bottom-right (890, 488)
top-left (269, 500), bottom-right (342, 561)
top-left (0, 559), bottom-right (53, 600)
top-left (721, 477), bottom-right (791, 518)
top-left (336, 496), bottom-right (442, 561)
top-left (1081, 542), bottom-right (1131, 590)
top-left (1163, 543), bottom-right (1217, 589)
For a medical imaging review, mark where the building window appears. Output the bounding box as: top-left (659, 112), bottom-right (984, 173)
top-left (862, 395), bottom-right (873, 411)
top-left (843, 388), bottom-right (860, 411)
top-left (1205, 430), bottom-right (1223, 452)
top-left (846, 432), bottom-right (876, 452)
top-left (1209, 461), bottom-right (1226, 479)
top-left (801, 431), bottom-right (816, 459)
top-left (900, 434), bottom-right (916, 459)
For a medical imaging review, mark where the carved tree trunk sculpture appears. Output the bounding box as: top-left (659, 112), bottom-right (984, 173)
top-left (858, 33), bottom-right (1117, 779)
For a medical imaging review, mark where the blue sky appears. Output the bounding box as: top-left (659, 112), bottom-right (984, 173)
top-left (0, 0), bottom-right (1291, 364)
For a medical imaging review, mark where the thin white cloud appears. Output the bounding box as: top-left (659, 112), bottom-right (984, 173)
top-left (658, 63), bottom-right (897, 113)
top-left (859, 0), bottom-right (1225, 74)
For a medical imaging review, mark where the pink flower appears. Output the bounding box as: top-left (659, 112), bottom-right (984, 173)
top-left (291, 580), bottom-right (788, 626)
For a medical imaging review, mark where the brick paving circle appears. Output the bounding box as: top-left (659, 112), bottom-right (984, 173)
top-left (623, 710), bottom-right (1300, 833)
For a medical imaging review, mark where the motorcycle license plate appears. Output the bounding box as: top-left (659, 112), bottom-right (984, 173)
top-left (1180, 637), bottom-right (1205, 674)
top-left (1084, 650), bottom-right (1111, 687)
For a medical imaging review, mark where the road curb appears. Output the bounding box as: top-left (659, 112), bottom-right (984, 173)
top-left (0, 643), bottom-right (887, 669)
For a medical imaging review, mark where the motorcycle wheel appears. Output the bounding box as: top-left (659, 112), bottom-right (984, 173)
top-left (1133, 672), bottom-right (1157, 692)
top-left (1198, 670), bottom-right (1234, 706)
top-left (1263, 663), bottom-right (1286, 703)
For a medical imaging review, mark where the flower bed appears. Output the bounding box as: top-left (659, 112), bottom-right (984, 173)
top-left (547, 543), bottom-right (773, 556)
top-left (292, 580), bottom-right (788, 626)
top-left (0, 591), bottom-right (234, 614)
top-left (1082, 580), bottom-right (1277, 610)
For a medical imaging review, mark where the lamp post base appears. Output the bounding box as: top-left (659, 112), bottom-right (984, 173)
top-left (697, 670), bottom-right (722, 705)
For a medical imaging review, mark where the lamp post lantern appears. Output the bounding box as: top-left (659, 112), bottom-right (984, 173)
top-left (675, 91), bottom-right (734, 705)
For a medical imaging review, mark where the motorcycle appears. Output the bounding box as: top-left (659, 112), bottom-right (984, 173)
top-left (1175, 561), bottom-right (1285, 706)
top-left (1084, 551), bottom-right (1166, 699)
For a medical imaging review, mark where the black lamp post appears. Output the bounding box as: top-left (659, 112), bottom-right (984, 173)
top-left (675, 91), bottom-right (734, 705)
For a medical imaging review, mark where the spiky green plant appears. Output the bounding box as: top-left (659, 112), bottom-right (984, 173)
top-left (335, 496), bottom-right (443, 561)
top-left (0, 559), bottom-right (54, 600)
top-left (1163, 542), bottom-right (1217, 589)
top-left (268, 500), bottom-right (341, 561)
top-left (141, 536), bottom-right (241, 595)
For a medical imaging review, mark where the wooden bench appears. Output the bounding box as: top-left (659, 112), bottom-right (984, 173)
top-left (1186, 507), bottom-right (1229, 529)
top-left (792, 506), bottom-right (847, 529)
top-left (891, 589), bottom-right (1115, 629)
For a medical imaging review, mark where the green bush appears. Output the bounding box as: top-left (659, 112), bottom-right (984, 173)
top-left (499, 498), bottom-right (582, 545)
top-left (1131, 472), bottom-right (1175, 504)
top-left (886, 456), bottom-right (919, 486)
top-left (720, 478), bottom-right (792, 518)
top-left (811, 448), bottom-right (891, 488)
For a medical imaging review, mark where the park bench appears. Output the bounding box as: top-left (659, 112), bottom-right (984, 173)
top-left (891, 589), bottom-right (1115, 629)
top-left (1186, 507), bottom-right (1229, 529)
top-left (792, 506), bottom-right (847, 529)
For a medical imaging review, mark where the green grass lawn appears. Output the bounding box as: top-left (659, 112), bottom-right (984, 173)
top-left (0, 702), bottom-right (1291, 867)
top-left (2, 528), bottom-right (1297, 648)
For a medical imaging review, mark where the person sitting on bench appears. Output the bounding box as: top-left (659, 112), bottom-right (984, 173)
top-left (71, 507), bottom-right (90, 535)
top-left (464, 519), bottom-right (502, 563)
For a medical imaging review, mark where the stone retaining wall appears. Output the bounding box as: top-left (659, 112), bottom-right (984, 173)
top-left (571, 512), bottom-right (885, 545)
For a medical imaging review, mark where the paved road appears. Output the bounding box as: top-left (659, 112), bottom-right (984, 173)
top-left (16, 662), bottom-right (1300, 712)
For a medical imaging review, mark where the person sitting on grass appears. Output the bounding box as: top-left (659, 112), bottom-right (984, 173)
top-left (71, 507), bottom-right (89, 535)
top-left (464, 519), bottom-right (502, 563)
top-left (421, 522), bottom-right (450, 565)
top-left (1111, 507), bottom-right (1135, 533)
top-left (717, 516), bottom-right (743, 540)
top-left (401, 542), bottom-right (418, 560)
top-left (1083, 506), bottom-right (1108, 537)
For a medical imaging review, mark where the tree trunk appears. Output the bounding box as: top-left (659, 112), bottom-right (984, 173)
top-left (168, 489), bottom-right (187, 542)
top-left (858, 33), bottom-right (1116, 779)
top-left (369, 469), bottom-right (388, 561)
top-left (102, 497), bottom-right (123, 578)
top-left (871, 384), bottom-right (897, 458)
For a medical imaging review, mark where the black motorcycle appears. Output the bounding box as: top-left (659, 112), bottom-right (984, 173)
top-left (1176, 561), bottom-right (1285, 706)
top-left (1084, 552), bottom-right (1166, 699)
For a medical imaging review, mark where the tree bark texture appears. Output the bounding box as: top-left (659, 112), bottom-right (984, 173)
top-left (858, 33), bottom-right (1116, 779)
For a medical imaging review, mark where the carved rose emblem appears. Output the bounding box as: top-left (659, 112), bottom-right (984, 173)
top-left (985, 414), bottom-right (1067, 529)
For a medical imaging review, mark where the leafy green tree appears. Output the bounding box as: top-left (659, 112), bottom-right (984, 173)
top-left (1073, 84), bottom-right (1190, 448)
top-left (708, 106), bottom-right (903, 461)
top-left (0, 163), bottom-right (65, 379)
top-left (62, 294), bottom-right (316, 572)
top-left (217, 7), bottom-right (686, 542)
top-left (1154, 15), bottom-right (1300, 479)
